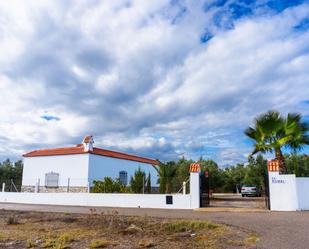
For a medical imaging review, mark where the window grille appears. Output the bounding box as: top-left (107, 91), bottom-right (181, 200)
top-left (45, 172), bottom-right (59, 188)
top-left (119, 171), bottom-right (128, 185)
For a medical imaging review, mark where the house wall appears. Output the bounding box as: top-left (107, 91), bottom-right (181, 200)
top-left (22, 154), bottom-right (89, 191)
top-left (88, 154), bottom-right (159, 186)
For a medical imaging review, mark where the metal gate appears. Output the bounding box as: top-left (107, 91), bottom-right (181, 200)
top-left (264, 170), bottom-right (270, 210)
top-left (200, 171), bottom-right (210, 207)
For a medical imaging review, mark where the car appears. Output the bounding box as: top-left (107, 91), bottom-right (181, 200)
top-left (241, 185), bottom-right (261, 197)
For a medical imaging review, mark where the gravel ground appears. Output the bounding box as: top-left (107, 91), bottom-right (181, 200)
top-left (1, 203), bottom-right (308, 249)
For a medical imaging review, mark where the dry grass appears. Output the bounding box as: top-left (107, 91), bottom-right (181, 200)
top-left (89, 239), bottom-right (117, 248)
top-left (0, 210), bottom-right (259, 249)
top-left (163, 220), bottom-right (220, 233)
top-left (6, 215), bottom-right (19, 225)
top-left (245, 233), bottom-right (260, 244)
top-left (138, 239), bottom-right (154, 248)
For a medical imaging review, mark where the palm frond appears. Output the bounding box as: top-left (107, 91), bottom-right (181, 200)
top-left (245, 110), bottom-right (308, 156)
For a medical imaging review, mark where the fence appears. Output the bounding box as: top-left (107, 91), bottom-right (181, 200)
top-left (0, 179), bottom-right (20, 192)
top-left (18, 176), bottom-right (190, 194)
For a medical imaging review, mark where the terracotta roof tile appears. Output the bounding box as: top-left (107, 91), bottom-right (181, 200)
top-left (91, 147), bottom-right (158, 165)
top-left (23, 147), bottom-right (86, 157)
top-left (23, 146), bottom-right (158, 165)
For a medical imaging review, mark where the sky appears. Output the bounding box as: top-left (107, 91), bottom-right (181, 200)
top-left (0, 0), bottom-right (308, 166)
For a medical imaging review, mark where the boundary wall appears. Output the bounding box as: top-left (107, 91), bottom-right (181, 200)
top-left (0, 172), bottom-right (201, 210)
top-left (0, 192), bottom-right (192, 209)
top-left (269, 171), bottom-right (309, 211)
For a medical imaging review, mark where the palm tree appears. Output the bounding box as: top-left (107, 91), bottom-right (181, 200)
top-left (153, 162), bottom-right (177, 193)
top-left (245, 111), bottom-right (309, 174)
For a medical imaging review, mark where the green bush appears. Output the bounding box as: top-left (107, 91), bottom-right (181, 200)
top-left (92, 177), bottom-right (128, 193)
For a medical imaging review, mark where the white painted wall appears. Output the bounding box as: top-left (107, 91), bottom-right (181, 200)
top-left (268, 172), bottom-right (309, 211)
top-left (189, 172), bottom-right (200, 209)
top-left (2, 164), bottom-right (201, 210)
top-left (88, 154), bottom-right (159, 186)
top-left (268, 171), bottom-right (298, 211)
top-left (296, 178), bottom-right (309, 210)
top-left (0, 192), bottom-right (192, 209)
top-left (22, 154), bottom-right (89, 187)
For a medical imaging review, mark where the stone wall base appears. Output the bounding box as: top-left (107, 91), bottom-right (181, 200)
top-left (21, 185), bottom-right (88, 193)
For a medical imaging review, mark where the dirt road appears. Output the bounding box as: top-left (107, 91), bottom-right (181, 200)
top-left (211, 193), bottom-right (266, 209)
top-left (1, 203), bottom-right (308, 249)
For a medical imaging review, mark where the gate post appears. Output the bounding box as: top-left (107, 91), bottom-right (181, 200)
top-left (190, 163), bottom-right (201, 209)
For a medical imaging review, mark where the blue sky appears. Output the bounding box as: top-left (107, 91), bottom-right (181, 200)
top-left (0, 0), bottom-right (308, 166)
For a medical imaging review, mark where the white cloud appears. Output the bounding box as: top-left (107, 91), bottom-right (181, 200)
top-left (0, 1), bottom-right (308, 165)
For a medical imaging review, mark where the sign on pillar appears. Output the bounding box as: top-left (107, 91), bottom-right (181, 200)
top-left (190, 163), bottom-right (201, 209)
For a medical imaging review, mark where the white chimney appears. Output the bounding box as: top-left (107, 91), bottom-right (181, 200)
top-left (82, 135), bottom-right (94, 152)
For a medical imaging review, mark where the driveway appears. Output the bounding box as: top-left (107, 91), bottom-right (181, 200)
top-left (1, 203), bottom-right (308, 249)
top-left (211, 193), bottom-right (266, 209)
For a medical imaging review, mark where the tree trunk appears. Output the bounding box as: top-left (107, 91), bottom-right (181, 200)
top-left (275, 148), bottom-right (287, 174)
top-left (165, 179), bottom-right (171, 194)
top-left (159, 177), bottom-right (166, 194)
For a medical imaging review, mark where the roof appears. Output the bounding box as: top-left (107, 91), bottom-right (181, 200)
top-left (23, 146), bottom-right (158, 165)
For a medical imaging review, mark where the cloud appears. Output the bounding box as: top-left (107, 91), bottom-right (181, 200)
top-left (0, 0), bottom-right (308, 165)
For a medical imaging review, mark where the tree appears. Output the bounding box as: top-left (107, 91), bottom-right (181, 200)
top-left (222, 164), bottom-right (246, 193)
top-left (199, 159), bottom-right (225, 192)
top-left (245, 111), bottom-right (309, 174)
top-left (170, 157), bottom-right (192, 193)
top-left (130, 167), bottom-right (146, 193)
top-left (0, 159), bottom-right (23, 191)
top-left (146, 172), bottom-right (151, 193)
top-left (243, 155), bottom-right (267, 189)
top-left (154, 162), bottom-right (177, 194)
top-left (285, 154), bottom-right (309, 177)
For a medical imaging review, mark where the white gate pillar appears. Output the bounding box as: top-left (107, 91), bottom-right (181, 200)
top-left (190, 163), bottom-right (201, 209)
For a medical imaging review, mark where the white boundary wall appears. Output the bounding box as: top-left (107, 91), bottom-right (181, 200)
top-left (0, 171), bottom-right (201, 210)
top-left (0, 192), bottom-right (192, 209)
top-left (269, 171), bottom-right (309, 211)
top-left (296, 178), bottom-right (309, 210)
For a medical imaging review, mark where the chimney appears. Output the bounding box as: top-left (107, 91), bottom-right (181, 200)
top-left (82, 135), bottom-right (94, 152)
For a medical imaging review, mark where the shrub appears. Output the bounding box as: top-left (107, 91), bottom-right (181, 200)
top-left (26, 240), bottom-right (35, 248)
top-left (92, 177), bottom-right (128, 193)
top-left (163, 220), bottom-right (219, 233)
top-left (89, 239), bottom-right (113, 248)
top-left (6, 215), bottom-right (19, 225)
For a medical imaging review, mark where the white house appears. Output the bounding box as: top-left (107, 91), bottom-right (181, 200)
top-left (22, 135), bottom-right (159, 192)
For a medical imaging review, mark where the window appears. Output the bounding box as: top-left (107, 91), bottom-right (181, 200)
top-left (119, 171), bottom-right (128, 186)
top-left (45, 172), bottom-right (59, 188)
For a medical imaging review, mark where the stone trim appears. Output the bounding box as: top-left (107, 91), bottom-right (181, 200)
top-left (21, 185), bottom-right (88, 193)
